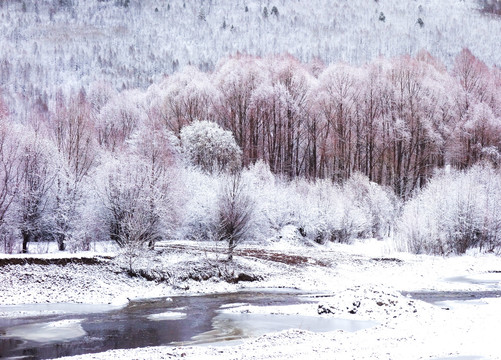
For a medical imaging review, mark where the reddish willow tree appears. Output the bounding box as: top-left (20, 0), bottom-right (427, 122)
top-left (3, 51), bottom-right (494, 203)
top-left (151, 51), bottom-right (499, 198)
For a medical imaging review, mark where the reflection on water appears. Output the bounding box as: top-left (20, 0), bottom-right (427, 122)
top-left (0, 291), bottom-right (376, 359)
top-left (0, 303), bottom-right (122, 319)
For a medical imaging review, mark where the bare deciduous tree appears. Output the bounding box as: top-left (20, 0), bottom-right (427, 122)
top-left (0, 122), bottom-right (23, 252)
top-left (19, 133), bottom-right (56, 253)
top-left (51, 90), bottom-right (97, 251)
top-left (216, 173), bottom-right (254, 261)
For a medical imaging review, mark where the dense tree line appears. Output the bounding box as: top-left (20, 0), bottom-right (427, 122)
top-left (152, 51), bottom-right (501, 198)
top-left (0, 51), bottom-right (500, 255)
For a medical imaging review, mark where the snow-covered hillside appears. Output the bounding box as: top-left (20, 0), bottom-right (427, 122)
top-left (0, 0), bottom-right (500, 117)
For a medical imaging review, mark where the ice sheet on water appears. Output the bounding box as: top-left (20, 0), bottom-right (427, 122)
top-left (146, 311), bottom-right (187, 321)
top-left (5, 319), bottom-right (86, 342)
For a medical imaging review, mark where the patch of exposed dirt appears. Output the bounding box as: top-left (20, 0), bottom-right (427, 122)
top-left (158, 244), bottom-right (331, 267)
top-left (174, 261), bottom-right (263, 283)
top-left (371, 257), bottom-right (403, 263)
top-left (0, 256), bottom-right (114, 267)
top-left (235, 249), bottom-right (331, 267)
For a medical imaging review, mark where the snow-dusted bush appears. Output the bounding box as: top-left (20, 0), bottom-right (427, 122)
top-left (291, 179), bottom-right (349, 244)
top-left (179, 169), bottom-right (256, 260)
top-left (243, 161), bottom-right (300, 242)
top-left (180, 121), bottom-right (242, 174)
top-left (0, 221), bottom-right (19, 254)
top-left (396, 165), bottom-right (501, 254)
top-left (294, 178), bottom-right (379, 245)
top-left (344, 173), bottom-right (399, 240)
top-left (178, 168), bottom-right (220, 241)
top-left (244, 163), bottom-right (397, 245)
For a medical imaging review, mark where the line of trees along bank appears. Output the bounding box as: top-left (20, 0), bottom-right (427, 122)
top-left (152, 50), bottom-right (500, 198)
top-left (3, 49), bottom-right (501, 200)
top-left (0, 50), bottom-right (500, 254)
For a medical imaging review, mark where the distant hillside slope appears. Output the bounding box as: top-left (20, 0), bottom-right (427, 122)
top-left (0, 0), bottom-right (499, 116)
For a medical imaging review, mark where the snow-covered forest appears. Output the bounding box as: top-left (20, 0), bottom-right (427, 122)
top-left (1, 0), bottom-right (501, 118)
top-left (1, 1), bottom-right (501, 359)
top-left (0, 0), bottom-right (501, 257)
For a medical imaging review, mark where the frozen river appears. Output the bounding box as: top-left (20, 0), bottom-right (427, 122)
top-left (0, 290), bottom-right (376, 359)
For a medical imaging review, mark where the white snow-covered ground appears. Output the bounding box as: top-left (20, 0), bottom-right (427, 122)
top-left (2, 238), bottom-right (501, 359)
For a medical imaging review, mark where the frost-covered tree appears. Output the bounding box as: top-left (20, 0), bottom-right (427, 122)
top-left (314, 63), bottom-right (360, 181)
top-left (453, 48), bottom-right (490, 114)
top-left (18, 131), bottom-right (57, 253)
top-left (214, 56), bottom-right (266, 165)
top-left (156, 67), bottom-right (218, 134)
top-left (102, 120), bottom-right (180, 251)
top-left (180, 120), bottom-right (242, 173)
top-left (216, 173), bottom-right (254, 260)
top-left (96, 90), bottom-right (146, 152)
top-left (0, 122), bottom-right (23, 252)
top-left (129, 117), bottom-right (181, 246)
top-left (103, 155), bottom-right (166, 250)
top-left (51, 91), bottom-right (97, 251)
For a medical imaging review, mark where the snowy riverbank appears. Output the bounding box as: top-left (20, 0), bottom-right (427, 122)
top-left (2, 239), bottom-right (501, 359)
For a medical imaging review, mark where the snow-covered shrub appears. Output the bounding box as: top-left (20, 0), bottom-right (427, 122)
top-left (259, 180), bottom-right (304, 236)
top-left (68, 180), bottom-right (107, 252)
top-left (274, 175), bottom-right (397, 245)
top-left (0, 223), bottom-right (19, 254)
top-left (396, 165), bottom-right (501, 254)
top-left (180, 121), bottom-right (242, 174)
top-left (243, 165), bottom-right (307, 243)
top-left (179, 169), bottom-right (256, 259)
top-left (298, 180), bottom-right (368, 245)
top-left (245, 167), bottom-right (397, 245)
top-left (178, 168), bottom-right (220, 241)
top-left (293, 179), bottom-right (340, 244)
top-left (241, 161), bottom-right (291, 243)
top-left (343, 173), bottom-right (399, 240)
